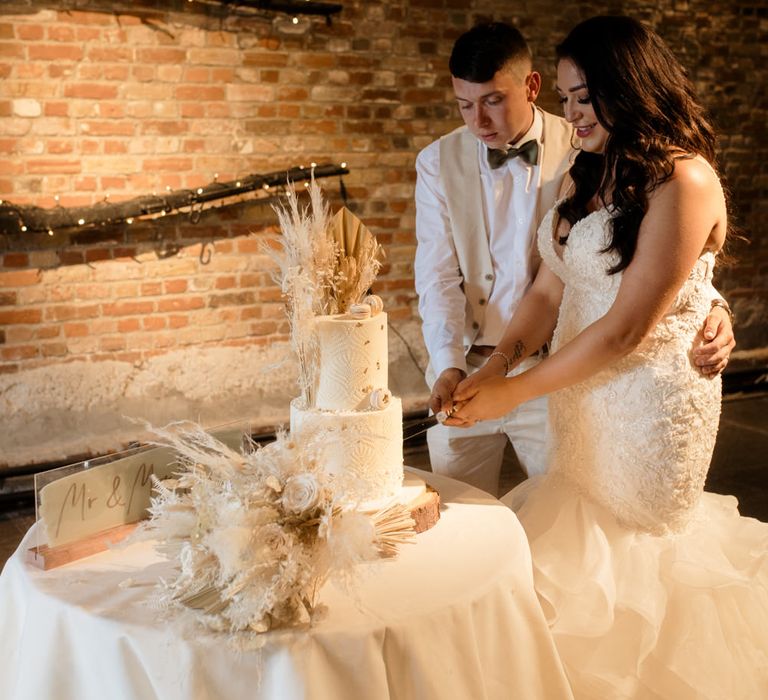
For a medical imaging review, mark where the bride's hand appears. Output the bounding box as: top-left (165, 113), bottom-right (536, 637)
top-left (444, 375), bottom-right (518, 427)
top-left (452, 355), bottom-right (507, 400)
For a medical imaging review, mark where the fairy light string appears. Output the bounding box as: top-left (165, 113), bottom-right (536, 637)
top-left (0, 163), bottom-right (349, 239)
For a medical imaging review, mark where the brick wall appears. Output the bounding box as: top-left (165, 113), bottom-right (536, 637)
top-left (0, 0), bottom-right (765, 466)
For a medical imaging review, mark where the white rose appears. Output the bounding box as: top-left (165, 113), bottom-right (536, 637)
top-left (281, 473), bottom-right (321, 514)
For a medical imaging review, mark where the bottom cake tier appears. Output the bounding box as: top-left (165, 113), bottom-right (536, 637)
top-left (289, 397), bottom-right (404, 503)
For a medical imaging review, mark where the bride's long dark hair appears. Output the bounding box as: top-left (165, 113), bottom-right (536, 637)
top-left (556, 16), bottom-right (719, 274)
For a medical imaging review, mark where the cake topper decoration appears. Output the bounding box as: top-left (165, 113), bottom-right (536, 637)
top-left (270, 180), bottom-right (383, 407)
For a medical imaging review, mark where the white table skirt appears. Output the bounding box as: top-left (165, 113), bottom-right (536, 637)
top-left (0, 469), bottom-right (573, 700)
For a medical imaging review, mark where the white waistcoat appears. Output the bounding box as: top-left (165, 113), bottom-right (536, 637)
top-left (438, 108), bottom-right (574, 350)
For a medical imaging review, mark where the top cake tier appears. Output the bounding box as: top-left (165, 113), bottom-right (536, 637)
top-left (314, 311), bottom-right (388, 411)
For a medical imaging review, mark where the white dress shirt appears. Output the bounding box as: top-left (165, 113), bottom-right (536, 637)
top-left (415, 109), bottom-right (544, 377)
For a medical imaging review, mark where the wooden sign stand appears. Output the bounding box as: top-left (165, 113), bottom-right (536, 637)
top-left (26, 522), bottom-right (138, 571)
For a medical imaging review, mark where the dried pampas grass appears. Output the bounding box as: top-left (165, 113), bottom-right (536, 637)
top-left (267, 179), bottom-right (383, 406)
top-left (133, 422), bottom-right (414, 637)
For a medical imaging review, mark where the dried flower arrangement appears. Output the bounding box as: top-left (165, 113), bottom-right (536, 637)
top-left (134, 422), bottom-right (414, 635)
top-left (269, 179), bottom-right (383, 406)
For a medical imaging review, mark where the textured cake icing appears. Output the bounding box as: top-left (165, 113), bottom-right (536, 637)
top-left (315, 313), bottom-right (388, 411)
top-left (289, 306), bottom-right (404, 502)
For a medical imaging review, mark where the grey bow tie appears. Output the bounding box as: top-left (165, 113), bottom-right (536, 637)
top-left (487, 139), bottom-right (539, 168)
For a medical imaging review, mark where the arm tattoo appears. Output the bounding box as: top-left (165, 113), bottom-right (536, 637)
top-left (511, 340), bottom-right (526, 362)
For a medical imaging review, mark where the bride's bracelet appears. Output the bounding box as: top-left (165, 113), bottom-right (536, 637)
top-left (488, 351), bottom-right (511, 375)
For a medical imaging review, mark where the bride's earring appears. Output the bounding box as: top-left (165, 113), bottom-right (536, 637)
top-left (570, 131), bottom-right (581, 151)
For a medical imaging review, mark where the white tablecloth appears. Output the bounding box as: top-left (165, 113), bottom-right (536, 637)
top-left (0, 469), bottom-right (573, 700)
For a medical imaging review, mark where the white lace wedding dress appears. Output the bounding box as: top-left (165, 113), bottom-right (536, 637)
top-left (503, 206), bottom-right (768, 699)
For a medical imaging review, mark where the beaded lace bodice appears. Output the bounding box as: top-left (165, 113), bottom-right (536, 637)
top-left (539, 206), bottom-right (722, 534)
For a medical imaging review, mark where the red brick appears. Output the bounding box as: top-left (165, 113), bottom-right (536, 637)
top-left (16, 25), bottom-right (43, 40)
top-left (168, 315), bottom-right (189, 329)
top-left (0, 42), bottom-right (25, 59)
top-left (142, 316), bottom-right (166, 330)
top-left (0, 269), bottom-right (40, 287)
top-left (1, 345), bottom-right (38, 360)
top-left (28, 44), bottom-right (84, 61)
top-left (87, 46), bottom-right (133, 62)
top-left (75, 27), bottom-right (102, 42)
top-left (85, 248), bottom-right (111, 263)
top-left (47, 140), bottom-right (74, 154)
top-left (141, 121), bottom-right (188, 136)
top-left (100, 104), bottom-right (126, 119)
top-left (102, 65), bottom-right (130, 81)
top-left (296, 54), bottom-right (336, 69)
top-left (47, 304), bottom-right (100, 321)
top-left (59, 250), bottom-right (86, 264)
top-left (48, 26), bottom-right (76, 42)
top-left (2, 253), bottom-right (29, 267)
top-left (175, 85), bottom-right (225, 101)
top-left (35, 325), bottom-right (60, 340)
top-left (100, 175), bottom-right (126, 188)
top-left (0, 308), bottom-right (42, 324)
top-left (215, 276), bottom-right (237, 289)
top-left (27, 159), bottom-right (81, 174)
top-left (137, 48), bottom-right (187, 64)
top-left (117, 318), bottom-right (140, 332)
top-left (143, 157), bottom-right (193, 172)
top-left (243, 52), bottom-right (290, 67)
top-left (164, 279), bottom-right (188, 294)
top-left (102, 301), bottom-right (154, 316)
top-left (141, 282), bottom-right (162, 296)
top-left (64, 84), bottom-right (118, 100)
top-left (81, 121), bottom-right (135, 136)
top-left (0, 291), bottom-right (16, 305)
top-left (157, 297), bottom-right (205, 312)
top-left (41, 342), bottom-right (67, 357)
top-left (63, 322), bottom-right (89, 338)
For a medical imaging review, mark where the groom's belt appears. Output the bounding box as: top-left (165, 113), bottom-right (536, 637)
top-left (469, 344), bottom-right (495, 357)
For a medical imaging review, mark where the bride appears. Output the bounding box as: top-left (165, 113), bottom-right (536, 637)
top-left (447, 16), bottom-right (768, 699)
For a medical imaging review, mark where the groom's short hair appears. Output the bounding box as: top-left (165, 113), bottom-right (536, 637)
top-left (449, 21), bottom-right (532, 82)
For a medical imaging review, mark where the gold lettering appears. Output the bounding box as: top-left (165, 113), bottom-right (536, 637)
top-left (54, 482), bottom-right (90, 538)
top-left (127, 462), bottom-right (155, 515)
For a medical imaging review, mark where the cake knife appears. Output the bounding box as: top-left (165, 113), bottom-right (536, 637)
top-left (402, 409), bottom-right (453, 442)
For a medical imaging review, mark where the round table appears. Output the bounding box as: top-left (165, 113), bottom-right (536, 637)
top-left (0, 469), bottom-right (573, 700)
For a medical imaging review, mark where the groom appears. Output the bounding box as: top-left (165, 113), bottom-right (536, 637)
top-left (414, 21), bottom-right (734, 495)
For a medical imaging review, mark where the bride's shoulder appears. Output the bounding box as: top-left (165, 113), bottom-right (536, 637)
top-left (653, 155), bottom-right (724, 205)
top-left (672, 154), bottom-right (721, 184)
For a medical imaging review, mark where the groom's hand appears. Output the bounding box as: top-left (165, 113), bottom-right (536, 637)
top-left (694, 305), bottom-right (735, 377)
top-left (429, 368), bottom-right (466, 416)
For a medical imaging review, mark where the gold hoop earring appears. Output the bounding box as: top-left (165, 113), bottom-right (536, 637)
top-left (570, 131), bottom-right (581, 151)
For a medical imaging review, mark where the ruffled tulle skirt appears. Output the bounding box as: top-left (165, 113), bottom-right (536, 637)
top-left (502, 476), bottom-right (768, 700)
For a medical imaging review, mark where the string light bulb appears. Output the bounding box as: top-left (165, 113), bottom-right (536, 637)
top-left (78, 218), bottom-right (85, 225)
